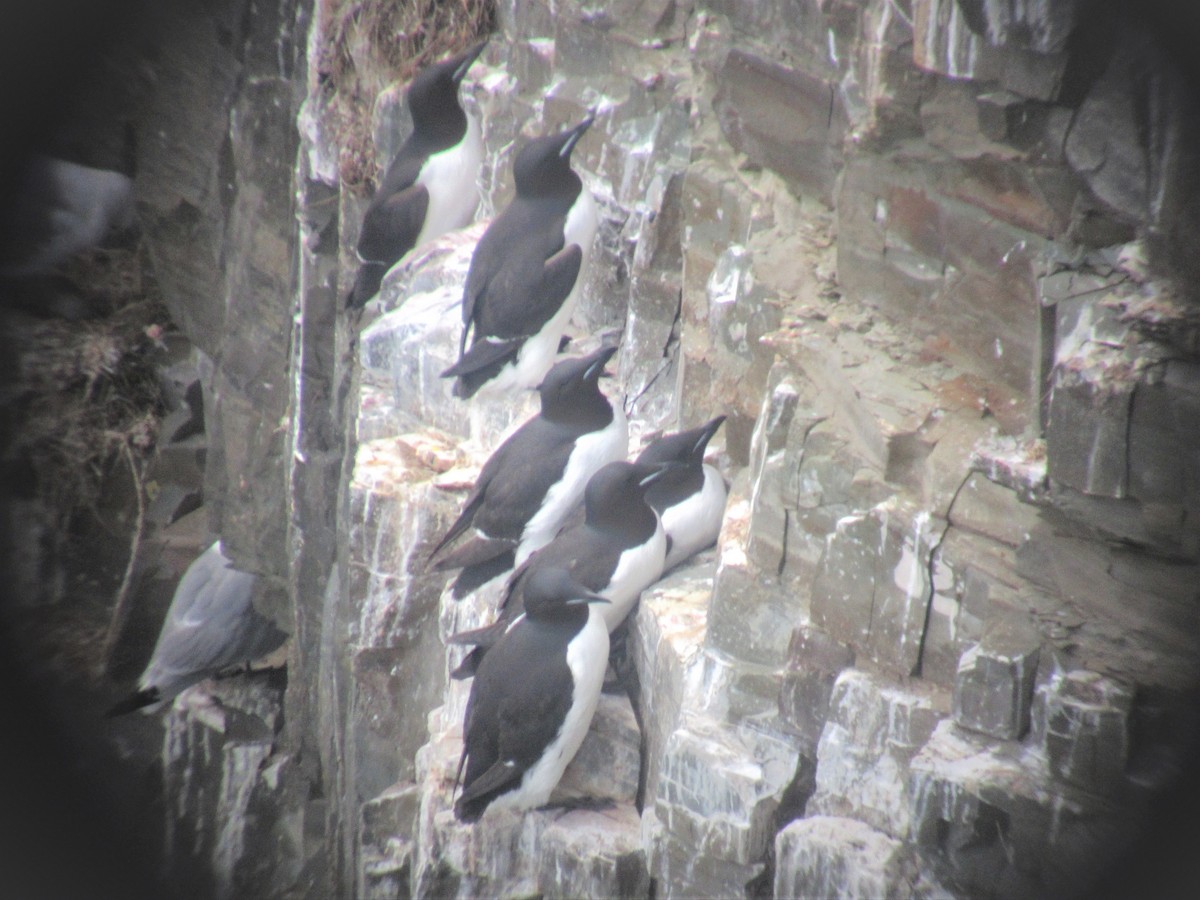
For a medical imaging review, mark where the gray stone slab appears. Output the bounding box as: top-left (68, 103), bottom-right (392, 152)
top-left (808, 669), bottom-right (945, 838)
top-left (1031, 668), bottom-right (1134, 793)
top-left (774, 816), bottom-right (916, 900)
top-left (953, 620), bottom-right (1041, 741)
top-left (778, 625), bottom-right (855, 749)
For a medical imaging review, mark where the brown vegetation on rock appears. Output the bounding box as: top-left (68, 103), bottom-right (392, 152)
top-left (317, 0), bottom-right (496, 192)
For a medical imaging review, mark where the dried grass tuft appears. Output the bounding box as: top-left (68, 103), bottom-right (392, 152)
top-left (317, 0), bottom-right (497, 193)
top-left (3, 241), bottom-right (170, 533)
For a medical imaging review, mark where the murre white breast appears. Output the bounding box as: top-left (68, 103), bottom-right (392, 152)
top-left (517, 350), bottom-right (625, 564)
top-left (428, 345), bottom-right (627, 598)
top-left (346, 40), bottom-right (486, 309)
top-left (413, 110), bottom-right (482, 244)
top-left (446, 460), bottom-right (674, 679)
top-left (454, 569), bottom-right (611, 821)
top-left (637, 415), bottom-right (728, 571)
top-left (442, 115), bottom-right (598, 399)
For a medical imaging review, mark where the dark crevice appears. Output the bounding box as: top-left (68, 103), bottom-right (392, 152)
top-left (775, 414), bottom-right (824, 579)
top-left (744, 752), bottom-right (817, 899)
top-left (778, 508), bottom-right (790, 577)
top-left (912, 471), bottom-right (972, 678)
top-left (625, 287), bottom-right (683, 418)
top-left (1039, 300), bottom-right (1057, 435)
top-left (1123, 383), bottom-right (1136, 500)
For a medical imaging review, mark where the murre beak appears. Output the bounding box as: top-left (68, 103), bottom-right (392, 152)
top-left (694, 414), bottom-right (727, 455)
top-left (559, 113), bottom-right (595, 158)
top-left (533, 568), bottom-right (611, 605)
top-left (452, 38), bottom-right (489, 84)
top-left (584, 344), bottom-right (619, 381)
top-left (636, 461), bottom-right (683, 488)
top-left (567, 594), bottom-right (611, 606)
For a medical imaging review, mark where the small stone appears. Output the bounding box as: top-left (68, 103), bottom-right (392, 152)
top-left (811, 501), bottom-right (946, 677)
top-left (713, 48), bottom-right (846, 202)
top-left (1001, 47), bottom-right (1070, 102)
top-left (1065, 40), bottom-right (1151, 221)
top-left (360, 782), bottom-right (420, 853)
top-left (431, 465), bottom-right (479, 492)
top-left (952, 619), bottom-right (1042, 740)
top-left (706, 542), bottom-right (797, 669)
top-left (653, 714), bottom-right (797, 872)
top-left (911, 0), bottom-right (1003, 81)
top-left (161, 678), bottom-right (285, 898)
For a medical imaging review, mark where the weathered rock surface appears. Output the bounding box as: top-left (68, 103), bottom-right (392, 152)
top-left (953, 620), bottom-right (1041, 741)
top-left (909, 720), bottom-right (1133, 899)
top-left (775, 815), bottom-right (917, 900)
top-left (807, 669), bottom-right (946, 839)
top-left (132, 0), bottom-right (1200, 898)
top-left (161, 675), bottom-right (297, 899)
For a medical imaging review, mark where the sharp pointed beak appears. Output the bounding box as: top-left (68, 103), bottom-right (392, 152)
top-left (568, 592), bottom-right (611, 606)
top-left (584, 345), bottom-right (619, 380)
top-left (694, 414), bottom-right (727, 454)
top-left (637, 461), bottom-right (682, 488)
top-left (559, 113), bottom-right (595, 158)
top-left (452, 39), bottom-right (489, 84)
top-left (554, 570), bottom-right (610, 605)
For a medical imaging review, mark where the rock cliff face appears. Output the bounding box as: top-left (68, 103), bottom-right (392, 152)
top-left (148, 1), bottom-right (1200, 897)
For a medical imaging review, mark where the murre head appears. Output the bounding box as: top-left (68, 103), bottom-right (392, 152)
top-left (583, 460), bottom-right (674, 528)
top-left (523, 568), bottom-right (609, 619)
top-left (536, 344), bottom-right (617, 418)
top-left (513, 114), bottom-right (594, 197)
top-left (637, 415), bottom-right (726, 468)
top-left (406, 40), bottom-right (487, 139)
top-left (636, 416), bottom-right (725, 512)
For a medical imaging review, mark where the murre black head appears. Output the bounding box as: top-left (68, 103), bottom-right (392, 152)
top-left (535, 345), bottom-right (618, 428)
top-left (406, 40), bottom-right (487, 138)
top-left (540, 343), bottom-right (619, 396)
top-left (637, 415), bottom-right (726, 468)
top-left (583, 460), bottom-right (674, 525)
top-left (523, 568), bottom-right (609, 617)
top-left (513, 114), bottom-right (594, 197)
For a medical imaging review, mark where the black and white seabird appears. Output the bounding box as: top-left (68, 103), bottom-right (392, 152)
top-left (106, 541), bottom-right (287, 716)
top-left (1, 126), bottom-right (136, 278)
top-left (345, 40), bottom-right (487, 309)
top-left (636, 415), bottom-right (728, 571)
top-left (429, 345), bottom-right (628, 598)
top-left (441, 115), bottom-right (599, 399)
top-left (454, 568), bottom-right (610, 822)
top-left (448, 460), bottom-right (671, 678)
